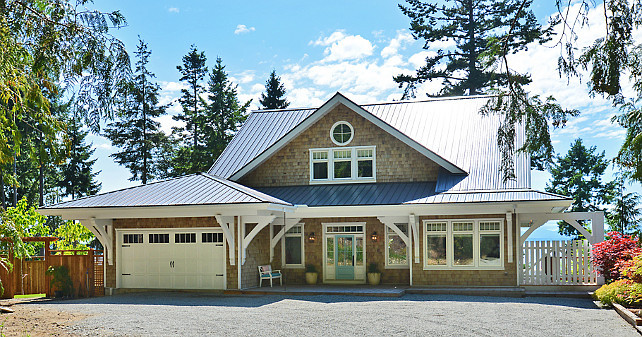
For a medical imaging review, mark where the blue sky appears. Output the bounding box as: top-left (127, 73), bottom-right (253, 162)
top-left (84, 1), bottom-right (638, 240)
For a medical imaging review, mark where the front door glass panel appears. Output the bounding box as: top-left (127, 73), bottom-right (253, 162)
top-left (335, 235), bottom-right (355, 280)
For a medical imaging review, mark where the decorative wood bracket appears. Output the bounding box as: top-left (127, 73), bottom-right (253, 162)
top-left (215, 215), bottom-right (236, 265)
top-left (83, 218), bottom-right (114, 265)
top-left (241, 215), bottom-right (277, 265)
top-left (270, 218), bottom-right (302, 262)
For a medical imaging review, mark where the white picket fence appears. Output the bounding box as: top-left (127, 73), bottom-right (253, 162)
top-left (521, 240), bottom-right (597, 285)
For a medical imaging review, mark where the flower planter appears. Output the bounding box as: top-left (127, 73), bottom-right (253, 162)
top-left (305, 272), bottom-right (318, 285)
top-left (367, 272), bottom-right (381, 285)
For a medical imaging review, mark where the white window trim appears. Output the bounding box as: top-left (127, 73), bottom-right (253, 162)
top-left (385, 224), bottom-right (410, 269)
top-left (330, 121), bottom-right (354, 146)
top-left (309, 146), bottom-right (376, 184)
top-left (423, 219), bottom-right (504, 271)
top-left (282, 223), bottom-right (305, 268)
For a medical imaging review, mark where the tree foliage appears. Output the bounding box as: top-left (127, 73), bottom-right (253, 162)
top-left (58, 111), bottom-right (101, 199)
top-left (105, 38), bottom-right (168, 184)
top-left (546, 139), bottom-right (615, 237)
top-left (608, 177), bottom-right (642, 236)
top-left (259, 70), bottom-right (289, 109)
top-left (0, 0), bottom-right (131, 169)
top-left (53, 220), bottom-right (94, 250)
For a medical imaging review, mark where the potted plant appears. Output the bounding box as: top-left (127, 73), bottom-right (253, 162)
top-left (367, 263), bottom-right (381, 285)
top-left (305, 264), bottom-right (318, 285)
top-left (46, 265), bottom-right (74, 298)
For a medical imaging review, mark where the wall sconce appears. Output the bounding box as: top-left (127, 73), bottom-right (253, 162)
top-left (371, 231), bottom-right (378, 242)
top-left (308, 232), bottom-right (316, 243)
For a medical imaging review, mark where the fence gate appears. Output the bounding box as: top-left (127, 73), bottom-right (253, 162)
top-left (521, 240), bottom-right (597, 285)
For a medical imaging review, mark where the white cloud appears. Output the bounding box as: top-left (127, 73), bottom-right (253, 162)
top-left (234, 24), bottom-right (255, 35)
top-left (381, 31), bottom-right (413, 59)
top-left (155, 115), bottom-right (184, 135)
top-left (168, 7), bottom-right (179, 13)
top-left (312, 31), bottom-right (374, 62)
top-left (160, 81), bottom-right (186, 92)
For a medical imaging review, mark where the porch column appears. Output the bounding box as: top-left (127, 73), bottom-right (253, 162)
top-left (241, 215), bottom-right (277, 265)
top-left (409, 214), bottom-right (419, 263)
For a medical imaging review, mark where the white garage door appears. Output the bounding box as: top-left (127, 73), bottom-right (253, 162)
top-left (118, 228), bottom-right (225, 290)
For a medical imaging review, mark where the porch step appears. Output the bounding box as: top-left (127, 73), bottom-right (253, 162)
top-left (225, 285), bottom-right (407, 298)
top-left (523, 291), bottom-right (594, 299)
top-left (407, 287), bottom-right (525, 298)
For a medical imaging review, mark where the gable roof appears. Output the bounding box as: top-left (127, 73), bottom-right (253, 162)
top-left (41, 173), bottom-right (291, 209)
top-left (209, 93), bottom-right (466, 181)
top-left (209, 93), bottom-right (529, 192)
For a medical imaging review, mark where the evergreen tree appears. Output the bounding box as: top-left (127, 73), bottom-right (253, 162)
top-left (202, 57), bottom-right (251, 164)
top-left (395, 0), bottom-right (551, 98)
top-left (105, 38), bottom-right (168, 184)
top-left (171, 45), bottom-right (208, 175)
top-left (607, 177), bottom-right (641, 236)
top-left (546, 139), bottom-right (616, 238)
top-left (259, 70), bottom-right (289, 109)
top-left (58, 112), bottom-right (101, 200)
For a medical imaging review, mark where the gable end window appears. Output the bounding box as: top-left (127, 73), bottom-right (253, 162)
top-left (310, 146), bottom-right (376, 183)
top-left (331, 121), bottom-right (353, 146)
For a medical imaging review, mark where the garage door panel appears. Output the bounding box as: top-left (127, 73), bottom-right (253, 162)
top-left (119, 229), bottom-right (225, 290)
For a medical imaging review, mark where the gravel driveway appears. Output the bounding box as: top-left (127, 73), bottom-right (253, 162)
top-left (25, 292), bottom-right (638, 337)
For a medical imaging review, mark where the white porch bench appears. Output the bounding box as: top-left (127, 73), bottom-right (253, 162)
top-left (258, 265), bottom-right (282, 287)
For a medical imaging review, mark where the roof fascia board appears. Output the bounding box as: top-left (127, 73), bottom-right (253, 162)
top-left (230, 92), bottom-right (465, 180)
top-left (292, 199), bottom-right (572, 218)
top-left (37, 203), bottom-right (290, 220)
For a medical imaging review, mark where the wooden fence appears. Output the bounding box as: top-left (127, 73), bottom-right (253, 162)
top-left (0, 249), bottom-right (104, 298)
top-left (521, 240), bottom-right (597, 285)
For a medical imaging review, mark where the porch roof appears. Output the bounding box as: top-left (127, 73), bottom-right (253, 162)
top-left (41, 173), bottom-right (292, 209)
top-left (256, 182), bottom-right (570, 206)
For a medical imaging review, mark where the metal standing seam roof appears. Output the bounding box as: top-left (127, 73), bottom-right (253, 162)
top-left (256, 183), bottom-right (570, 207)
top-left (42, 173), bottom-right (292, 209)
top-left (208, 94), bottom-right (529, 192)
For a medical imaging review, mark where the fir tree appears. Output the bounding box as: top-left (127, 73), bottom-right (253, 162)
top-left (105, 38), bottom-right (168, 184)
top-left (171, 45), bottom-right (208, 175)
top-left (546, 139), bottom-right (616, 238)
top-left (58, 112), bottom-right (101, 200)
top-left (259, 70), bottom-right (289, 109)
top-left (202, 57), bottom-right (250, 165)
top-left (395, 0), bottom-right (551, 98)
top-left (607, 176), bottom-right (641, 236)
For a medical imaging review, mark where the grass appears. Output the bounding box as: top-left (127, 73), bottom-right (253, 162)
top-left (13, 294), bottom-right (45, 299)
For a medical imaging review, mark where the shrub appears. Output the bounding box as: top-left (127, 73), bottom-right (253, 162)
top-left (620, 253), bottom-right (642, 283)
top-left (46, 265), bottom-right (74, 298)
top-left (594, 279), bottom-right (642, 307)
top-left (592, 231), bottom-right (641, 281)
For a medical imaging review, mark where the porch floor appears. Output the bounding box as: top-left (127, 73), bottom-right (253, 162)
top-left (226, 285), bottom-right (595, 299)
top-left (225, 284), bottom-right (408, 297)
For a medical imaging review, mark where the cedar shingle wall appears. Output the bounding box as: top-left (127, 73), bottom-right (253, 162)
top-left (239, 104), bottom-right (441, 187)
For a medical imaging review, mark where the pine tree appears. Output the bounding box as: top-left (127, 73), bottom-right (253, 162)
top-left (58, 112), bottom-right (101, 200)
top-left (105, 38), bottom-right (168, 184)
top-left (607, 177), bottom-right (641, 236)
top-left (171, 45), bottom-right (208, 175)
top-left (395, 0), bottom-right (551, 98)
top-left (259, 70), bottom-right (289, 109)
top-left (202, 57), bottom-right (250, 165)
top-left (546, 139), bottom-right (616, 238)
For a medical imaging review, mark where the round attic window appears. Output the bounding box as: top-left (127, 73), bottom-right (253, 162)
top-left (331, 121), bottom-right (353, 146)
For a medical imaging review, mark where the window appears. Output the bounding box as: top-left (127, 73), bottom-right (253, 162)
top-left (149, 234), bottom-right (169, 244)
top-left (386, 224), bottom-right (409, 268)
top-left (423, 219), bottom-right (503, 269)
top-left (175, 233), bottom-right (196, 243)
top-left (202, 232), bottom-right (224, 244)
top-left (283, 225), bottom-right (304, 267)
top-left (123, 234), bottom-right (143, 244)
top-left (331, 121), bottom-right (353, 145)
top-left (310, 146), bottom-right (376, 183)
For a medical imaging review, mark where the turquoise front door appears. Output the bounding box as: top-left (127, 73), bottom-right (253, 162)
top-left (335, 235), bottom-right (355, 280)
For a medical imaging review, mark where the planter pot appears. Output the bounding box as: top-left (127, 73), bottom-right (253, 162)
top-left (305, 272), bottom-right (318, 285)
top-left (367, 272), bottom-right (381, 285)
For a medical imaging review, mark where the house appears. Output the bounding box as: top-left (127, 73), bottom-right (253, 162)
top-left (40, 93), bottom-right (605, 292)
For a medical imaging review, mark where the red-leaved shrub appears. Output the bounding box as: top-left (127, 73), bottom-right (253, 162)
top-left (592, 231), bottom-right (641, 281)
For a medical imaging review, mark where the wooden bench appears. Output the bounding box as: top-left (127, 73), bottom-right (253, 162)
top-left (258, 265), bottom-right (282, 287)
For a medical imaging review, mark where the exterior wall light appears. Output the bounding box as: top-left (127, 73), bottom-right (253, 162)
top-left (308, 232), bottom-right (316, 243)
top-left (371, 231), bottom-right (378, 242)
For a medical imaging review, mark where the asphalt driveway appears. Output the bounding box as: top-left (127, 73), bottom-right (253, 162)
top-left (26, 292), bottom-right (638, 336)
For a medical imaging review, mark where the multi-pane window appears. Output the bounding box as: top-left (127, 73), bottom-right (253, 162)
top-left (175, 233), bottom-right (196, 243)
top-left (283, 225), bottom-right (304, 267)
top-left (311, 151), bottom-right (329, 180)
top-left (149, 234), bottom-right (169, 244)
top-left (331, 122), bottom-right (353, 145)
top-left (310, 146), bottom-right (376, 182)
top-left (202, 232), bottom-right (224, 244)
top-left (386, 224), bottom-right (408, 267)
top-left (424, 220), bottom-right (503, 269)
top-left (123, 234), bottom-right (143, 244)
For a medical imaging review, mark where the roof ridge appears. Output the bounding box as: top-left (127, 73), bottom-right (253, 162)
top-left (44, 173), bottom-right (201, 207)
